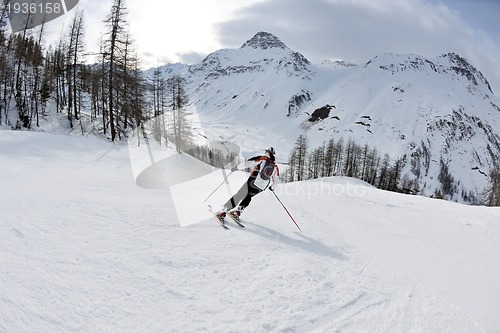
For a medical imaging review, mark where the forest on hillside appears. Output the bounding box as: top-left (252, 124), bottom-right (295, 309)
top-left (0, 0), bottom-right (194, 151)
top-left (286, 135), bottom-right (500, 206)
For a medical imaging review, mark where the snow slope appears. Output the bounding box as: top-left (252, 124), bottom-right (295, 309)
top-left (1, 131), bottom-right (500, 332)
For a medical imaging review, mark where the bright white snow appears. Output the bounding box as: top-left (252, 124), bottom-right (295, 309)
top-left (1, 131), bottom-right (499, 332)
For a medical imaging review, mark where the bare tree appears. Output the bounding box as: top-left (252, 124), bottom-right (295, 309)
top-left (0, 8), bottom-right (12, 125)
top-left (66, 10), bottom-right (85, 128)
top-left (288, 134), bottom-right (308, 181)
top-left (129, 58), bottom-right (147, 136)
top-left (13, 12), bottom-right (34, 128)
top-left (103, 0), bottom-right (128, 141)
top-left (152, 65), bottom-right (168, 145)
top-left (167, 74), bottom-right (192, 152)
top-left (485, 170), bottom-right (500, 206)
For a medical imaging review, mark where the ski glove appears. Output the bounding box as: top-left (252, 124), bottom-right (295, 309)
top-left (231, 166), bottom-right (239, 172)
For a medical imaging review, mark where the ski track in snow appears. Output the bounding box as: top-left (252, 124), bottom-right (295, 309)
top-left (1, 131), bottom-right (499, 333)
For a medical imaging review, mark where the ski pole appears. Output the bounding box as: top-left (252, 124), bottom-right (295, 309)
top-left (271, 190), bottom-right (301, 231)
top-left (205, 171), bottom-right (233, 202)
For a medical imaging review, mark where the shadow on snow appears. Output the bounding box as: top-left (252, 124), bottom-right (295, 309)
top-left (245, 224), bottom-right (349, 261)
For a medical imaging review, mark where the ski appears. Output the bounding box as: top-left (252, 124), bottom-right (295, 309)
top-left (227, 212), bottom-right (245, 228)
top-left (208, 205), bottom-right (229, 230)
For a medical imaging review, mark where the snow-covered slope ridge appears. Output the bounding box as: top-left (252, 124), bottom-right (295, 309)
top-left (1, 130), bottom-right (499, 332)
top-left (147, 32), bottom-right (500, 203)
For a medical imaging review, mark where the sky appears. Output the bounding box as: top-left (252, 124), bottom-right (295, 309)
top-left (24, 0), bottom-right (500, 94)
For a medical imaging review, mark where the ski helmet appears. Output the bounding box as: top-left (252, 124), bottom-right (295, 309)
top-left (265, 147), bottom-right (276, 155)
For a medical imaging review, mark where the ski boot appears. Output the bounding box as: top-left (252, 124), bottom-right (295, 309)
top-left (215, 210), bottom-right (227, 221)
top-left (227, 206), bottom-right (245, 227)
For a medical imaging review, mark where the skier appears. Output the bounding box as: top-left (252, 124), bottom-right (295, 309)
top-left (217, 147), bottom-right (279, 221)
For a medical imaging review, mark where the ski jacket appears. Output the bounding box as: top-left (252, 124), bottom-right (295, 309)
top-left (241, 155), bottom-right (280, 191)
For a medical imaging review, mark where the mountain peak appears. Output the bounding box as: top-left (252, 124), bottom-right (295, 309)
top-left (439, 53), bottom-right (492, 93)
top-left (241, 32), bottom-right (288, 50)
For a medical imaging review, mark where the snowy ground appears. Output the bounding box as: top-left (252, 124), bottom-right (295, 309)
top-left (1, 131), bottom-right (499, 332)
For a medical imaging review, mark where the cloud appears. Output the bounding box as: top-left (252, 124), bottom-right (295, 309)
top-left (139, 52), bottom-right (173, 69)
top-left (214, 0), bottom-right (500, 93)
top-left (175, 51), bottom-right (208, 64)
top-left (434, 0), bottom-right (500, 42)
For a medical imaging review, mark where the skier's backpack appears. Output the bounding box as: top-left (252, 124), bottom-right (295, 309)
top-left (260, 158), bottom-right (275, 181)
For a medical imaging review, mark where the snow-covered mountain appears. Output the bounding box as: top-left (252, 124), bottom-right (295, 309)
top-left (148, 31), bottom-right (500, 204)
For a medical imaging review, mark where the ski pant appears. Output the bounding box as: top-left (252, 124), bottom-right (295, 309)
top-left (224, 176), bottom-right (262, 211)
